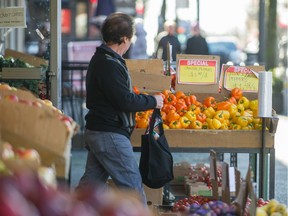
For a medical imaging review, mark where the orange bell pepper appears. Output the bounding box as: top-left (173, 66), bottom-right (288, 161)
top-left (196, 113), bottom-right (207, 123)
top-left (162, 104), bottom-right (176, 114)
top-left (136, 118), bottom-right (149, 128)
top-left (203, 96), bottom-right (217, 108)
top-left (231, 87), bottom-right (243, 100)
top-left (216, 101), bottom-right (231, 111)
top-left (185, 95), bottom-right (197, 107)
top-left (164, 93), bottom-right (177, 106)
top-left (175, 91), bottom-right (186, 100)
top-left (166, 109), bottom-right (180, 123)
top-left (175, 102), bottom-right (187, 116)
top-left (227, 96), bottom-right (237, 105)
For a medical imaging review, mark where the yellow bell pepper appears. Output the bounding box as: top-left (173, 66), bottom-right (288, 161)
top-left (190, 120), bottom-right (202, 129)
top-left (242, 110), bottom-right (253, 123)
top-left (206, 118), bottom-right (214, 129)
top-left (222, 110), bottom-right (230, 120)
top-left (211, 118), bottom-right (222, 129)
top-left (253, 117), bottom-right (262, 125)
top-left (228, 104), bottom-right (238, 117)
top-left (202, 122), bottom-right (209, 129)
top-left (203, 106), bottom-right (216, 119)
top-left (184, 111), bottom-right (197, 122)
top-left (179, 116), bottom-right (191, 129)
top-left (249, 99), bottom-right (258, 111)
top-left (188, 104), bottom-right (201, 115)
top-left (237, 103), bottom-right (245, 113)
top-left (163, 123), bottom-right (170, 130)
top-left (229, 123), bottom-right (241, 130)
top-left (169, 120), bottom-right (182, 129)
top-left (238, 96), bottom-right (250, 109)
top-left (214, 110), bottom-right (225, 123)
top-left (237, 116), bottom-right (249, 127)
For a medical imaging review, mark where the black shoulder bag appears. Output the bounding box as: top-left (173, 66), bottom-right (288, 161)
top-left (139, 108), bottom-right (174, 189)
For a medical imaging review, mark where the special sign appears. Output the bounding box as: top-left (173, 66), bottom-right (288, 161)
top-left (177, 59), bottom-right (217, 84)
top-left (0, 7), bottom-right (26, 28)
top-left (223, 66), bottom-right (258, 92)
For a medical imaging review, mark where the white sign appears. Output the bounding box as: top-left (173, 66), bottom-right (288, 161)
top-left (229, 167), bottom-right (236, 192)
top-left (0, 7), bottom-right (26, 28)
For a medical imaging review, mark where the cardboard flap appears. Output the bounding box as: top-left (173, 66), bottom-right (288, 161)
top-left (4, 49), bottom-right (48, 67)
top-left (126, 59), bottom-right (171, 93)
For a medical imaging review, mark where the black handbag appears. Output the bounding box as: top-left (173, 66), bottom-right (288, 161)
top-left (139, 108), bottom-right (174, 189)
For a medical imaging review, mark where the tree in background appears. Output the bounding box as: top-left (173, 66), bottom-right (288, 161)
top-left (265, 0), bottom-right (278, 70)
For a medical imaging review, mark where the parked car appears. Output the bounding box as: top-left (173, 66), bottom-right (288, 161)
top-left (206, 36), bottom-right (247, 66)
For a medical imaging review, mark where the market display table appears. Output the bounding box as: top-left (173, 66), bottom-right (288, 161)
top-left (131, 128), bottom-right (276, 200)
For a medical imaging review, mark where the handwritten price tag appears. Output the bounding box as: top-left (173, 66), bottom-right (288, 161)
top-left (223, 66), bottom-right (258, 92)
top-left (177, 59), bottom-right (217, 84)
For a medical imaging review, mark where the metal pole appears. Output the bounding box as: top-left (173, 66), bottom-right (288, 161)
top-left (50, 0), bottom-right (62, 108)
top-left (197, 0), bottom-right (200, 23)
top-left (258, 0), bottom-right (265, 65)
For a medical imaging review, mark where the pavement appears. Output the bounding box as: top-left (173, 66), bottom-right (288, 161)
top-left (69, 116), bottom-right (288, 205)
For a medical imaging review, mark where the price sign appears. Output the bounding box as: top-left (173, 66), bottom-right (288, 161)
top-left (0, 7), bottom-right (26, 28)
top-left (223, 66), bottom-right (258, 92)
top-left (177, 59), bottom-right (217, 84)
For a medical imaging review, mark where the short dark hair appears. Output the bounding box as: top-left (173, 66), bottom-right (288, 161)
top-left (101, 12), bottom-right (134, 45)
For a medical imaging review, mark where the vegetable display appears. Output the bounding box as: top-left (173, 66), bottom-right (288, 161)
top-left (134, 87), bottom-right (262, 130)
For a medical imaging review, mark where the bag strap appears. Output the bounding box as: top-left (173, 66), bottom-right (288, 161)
top-left (148, 108), bottom-right (164, 135)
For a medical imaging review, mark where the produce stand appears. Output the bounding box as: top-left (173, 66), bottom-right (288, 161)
top-left (127, 57), bottom-right (278, 201)
top-left (131, 127), bottom-right (276, 199)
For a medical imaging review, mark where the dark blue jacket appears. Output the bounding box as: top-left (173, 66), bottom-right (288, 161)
top-left (85, 44), bottom-right (156, 138)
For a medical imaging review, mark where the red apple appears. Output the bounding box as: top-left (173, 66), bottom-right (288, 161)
top-left (32, 100), bottom-right (43, 108)
top-left (4, 94), bottom-right (19, 102)
top-left (0, 83), bottom-right (12, 90)
top-left (19, 99), bottom-right (33, 106)
top-left (42, 99), bottom-right (53, 107)
top-left (1, 142), bottom-right (15, 159)
top-left (14, 148), bottom-right (41, 165)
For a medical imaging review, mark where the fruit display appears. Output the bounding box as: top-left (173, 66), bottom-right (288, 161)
top-left (0, 83), bottom-right (78, 178)
top-left (0, 170), bottom-right (152, 216)
top-left (134, 86), bottom-right (262, 130)
top-left (0, 141), bottom-right (57, 188)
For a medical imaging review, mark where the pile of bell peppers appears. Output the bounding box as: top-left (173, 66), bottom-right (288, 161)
top-left (134, 87), bottom-right (262, 130)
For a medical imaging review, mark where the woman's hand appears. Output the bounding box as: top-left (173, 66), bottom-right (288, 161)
top-left (153, 94), bottom-right (164, 109)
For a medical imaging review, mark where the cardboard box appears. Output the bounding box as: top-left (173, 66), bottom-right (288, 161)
top-left (144, 185), bottom-right (163, 206)
top-left (126, 59), bottom-right (171, 93)
top-left (4, 49), bottom-right (48, 67)
top-left (0, 99), bottom-right (75, 179)
top-left (169, 161), bottom-right (191, 186)
top-left (2, 67), bottom-right (43, 80)
top-left (130, 62), bottom-right (276, 149)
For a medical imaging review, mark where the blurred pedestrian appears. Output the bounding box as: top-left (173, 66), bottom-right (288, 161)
top-left (76, 12), bottom-right (164, 205)
top-left (155, 20), bottom-right (182, 61)
top-left (129, 18), bottom-right (148, 59)
top-left (185, 22), bottom-right (209, 55)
